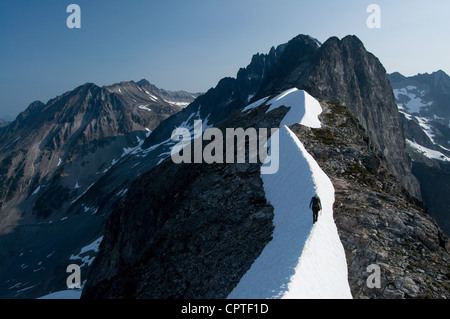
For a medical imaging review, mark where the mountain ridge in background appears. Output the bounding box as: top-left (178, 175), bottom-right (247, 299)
top-left (0, 80), bottom-right (199, 298)
top-left (0, 120), bottom-right (9, 128)
top-left (388, 70), bottom-right (450, 236)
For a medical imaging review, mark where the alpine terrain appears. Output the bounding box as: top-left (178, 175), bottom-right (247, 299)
top-left (388, 71), bottom-right (450, 236)
top-left (0, 120), bottom-right (9, 128)
top-left (0, 34), bottom-right (448, 299)
top-left (0, 80), bottom-right (199, 298)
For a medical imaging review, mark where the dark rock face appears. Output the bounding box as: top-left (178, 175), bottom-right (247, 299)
top-left (0, 81), bottom-right (185, 222)
top-left (388, 71), bottom-right (450, 236)
top-left (83, 97), bottom-right (449, 299)
top-left (257, 35), bottom-right (420, 199)
top-left (0, 119), bottom-right (10, 128)
top-left (83, 161), bottom-right (271, 299)
top-left (82, 103), bottom-right (288, 299)
top-left (399, 111), bottom-right (450, 236)
top-left (412, 162), bottom-right (450, 236)
top-left (292, 101), bottom-right (449, 299)
top-left (0, 81), bottom-right (193, 298)
top-left (136, 79), bottom-right (202, 107)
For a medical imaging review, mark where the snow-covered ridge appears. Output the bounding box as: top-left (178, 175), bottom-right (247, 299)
top-left (230, 88), bottom-right (352, 299)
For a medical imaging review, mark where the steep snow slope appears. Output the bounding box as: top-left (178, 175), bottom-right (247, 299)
top-left (229, 88), bottom-right (352, 299)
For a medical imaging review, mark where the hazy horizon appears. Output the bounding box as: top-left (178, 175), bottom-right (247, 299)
top-left (1, 0), bottom-right (449, 120)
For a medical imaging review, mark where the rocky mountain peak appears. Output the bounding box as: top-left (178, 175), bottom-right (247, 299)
top-left (136, 79), bottom-right (151, 87)
top-left (0, 120), bottom-right (9, 128)
top-left (253, 34), bottom-right (421, 199)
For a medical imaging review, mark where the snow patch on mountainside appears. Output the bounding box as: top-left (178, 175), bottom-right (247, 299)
top-left (229, 88), bottom-right (352, 299)
top-left (394, 86), bottom-right (432, 114)
top-left (406, 139), bottom-right (450, 162)
top-left (242, 88), bottom-right (321, 128)
top-left (399, 107), bottom-right (450, 153)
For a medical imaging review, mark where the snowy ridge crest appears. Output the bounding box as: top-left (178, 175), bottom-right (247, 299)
top-left (229, 88), bottom-right (352, 299)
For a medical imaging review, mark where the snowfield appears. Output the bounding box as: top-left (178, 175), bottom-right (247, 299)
top-left (406, 139), bottom-right (450, 162)
top-left (393, 86), bottom-right (432, 114)
top-left (229, 88), bottom-right (352, 299)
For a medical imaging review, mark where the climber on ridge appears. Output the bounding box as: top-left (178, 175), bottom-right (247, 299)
top-left (309, 194), bottom-right (322, 224)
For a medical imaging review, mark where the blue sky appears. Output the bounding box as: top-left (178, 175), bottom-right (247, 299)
top-left (1, 0), bottom-right (449, 120)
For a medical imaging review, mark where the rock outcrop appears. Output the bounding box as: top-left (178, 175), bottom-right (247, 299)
top-left (82, 101), bottom-right (289, 298)
top-left (82, 97), bottom-right (449, 299)
top-left (256, 35), bottom-right (421, 199)
top-left (388, 71), bottom-right (450, 236)
top-left (292, 101), bottom-right (449, 298)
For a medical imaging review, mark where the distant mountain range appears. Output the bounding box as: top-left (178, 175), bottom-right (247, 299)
top-left (388, 70), bottom-right (450, 236)
top-left (0, 80), bottom-right (199, 222)
top-left (0, 80), bottom-right (199, 298)
top-left (0, 119), bottom-right (9, 128)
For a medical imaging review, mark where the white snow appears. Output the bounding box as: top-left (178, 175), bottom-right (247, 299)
top-left (242, 88), bottom-right (322, 128)
top-left (38, 289), bottom-right (82, 299)
top-left (399, 110), bottom-right (413, 121)
top-left (77, 236), bottom-right (103, 255)
top-left (8, 282), bottom-right (23, 290)
top-left (229, 88), bottom-right (352, 299)
top-left (172, 107), bottom-right (213, 142)
top-left (307, 35), bottom-right (323, 47)
top-left (115, 188), bottom-right (128, 198)
top-left (415, 116), bottom-right (436, 142)
top-left (163, 99), bottom-right (190, 108)
top-left (242, 96), bottom-right (270, 113)
top-left (138, 105), bottom-right (152, 112)
top-left (69, 236), bottom-right (103, 268)
top-left (121, 134), bottom-right (148, 157)
top-left (70, 182), bottom-right (95, 204)
top-left (31, 186), bottom-right (41, 196)
top-left (3, 136), bottom-right (21, 150)
top-left (82, 205), bottom-right (98, 214)
top-left (406, 139), bottom-right (450, 162)
top-left (400, 109), bottom-right (450, 153)
top-left (37, 281), bottom-right (86, 299)
top-left (16, 285), bottom-right (36, 294)
top-left (145, 91), bottom-right (158, 101)
top-left (57, 158), bottom-right (62, 167)
top-left (393, 86), bottom-right (432, 114)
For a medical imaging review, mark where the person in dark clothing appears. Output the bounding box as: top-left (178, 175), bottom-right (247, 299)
top-left (309, 195), bottom-right (322, 224)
